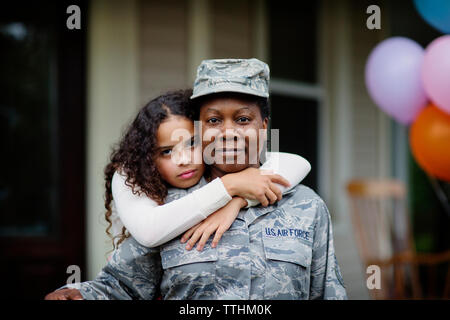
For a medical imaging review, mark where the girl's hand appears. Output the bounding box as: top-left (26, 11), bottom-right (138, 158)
top-left (221, 167), bottom-right (290, 207)
top-left (180, 197), bottom-right (247, 251)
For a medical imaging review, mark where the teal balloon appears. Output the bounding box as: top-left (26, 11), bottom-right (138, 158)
top-left (414, 0), bottom-right (450, 34)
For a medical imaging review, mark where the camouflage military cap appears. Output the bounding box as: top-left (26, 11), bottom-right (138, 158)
top-left (190, 58), bottom-right (270, 99)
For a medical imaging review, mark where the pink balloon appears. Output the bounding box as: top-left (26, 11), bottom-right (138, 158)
top-left (365, 37), bottom-right (428, 125)
top-left (422, 35), bottom-right (450, 115)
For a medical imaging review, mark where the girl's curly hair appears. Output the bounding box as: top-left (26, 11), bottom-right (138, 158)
top-left (104, 89), bottom-right (195, 249)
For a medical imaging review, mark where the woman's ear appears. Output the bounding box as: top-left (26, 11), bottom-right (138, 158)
top-left (262, 117), bottom-right (268, 129)
top-left (260, 117), bottom-right (268, 141)
top-left (258, 118), bottom-right (269, 158)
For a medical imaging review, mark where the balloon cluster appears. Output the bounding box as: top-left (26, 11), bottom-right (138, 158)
top-left (365, 0), bottom-right (450, 182)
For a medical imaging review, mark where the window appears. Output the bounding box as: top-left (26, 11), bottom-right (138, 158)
top-left (268, 0), bottom-right (321, 191)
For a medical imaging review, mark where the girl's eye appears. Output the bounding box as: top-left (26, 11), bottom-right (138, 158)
top-left (161, 149), bottom-right (172, 156)
top-left (207, 117), bottom-right (220, 124)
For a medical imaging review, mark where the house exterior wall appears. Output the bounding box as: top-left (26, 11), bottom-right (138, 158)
top-left (86, 0), bottom-right (140, 279)
top-left (139, 0), bottom-right (189, 105)
top-left (211, 0), bottom-right (254, 58)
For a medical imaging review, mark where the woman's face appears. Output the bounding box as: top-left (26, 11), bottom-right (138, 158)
top-left (199, 97), bottom-right (268, 175)
top-left (154, 115), bottom-right (204, 188)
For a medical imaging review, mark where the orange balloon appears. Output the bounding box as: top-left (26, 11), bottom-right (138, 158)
top-left (410, 104), bottom-right (450, 182)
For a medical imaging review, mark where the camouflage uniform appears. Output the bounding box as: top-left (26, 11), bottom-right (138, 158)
top-left (66, 178), bottom-right (347, 300)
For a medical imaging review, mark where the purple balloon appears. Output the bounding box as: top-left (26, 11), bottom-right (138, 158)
top-left (365, 37), bottom-right (428, 124)
top-left (422, 35), bottom-right (450, 115)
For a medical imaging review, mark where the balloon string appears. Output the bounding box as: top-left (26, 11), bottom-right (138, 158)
top-left (427, 174), bottom-right (450, 220)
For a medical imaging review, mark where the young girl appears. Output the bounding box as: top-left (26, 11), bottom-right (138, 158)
top-left (104, 89), bottom-right (310, 251)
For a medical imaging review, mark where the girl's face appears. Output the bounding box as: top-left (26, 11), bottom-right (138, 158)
top-left (154, 115), bottom-right (204, 189)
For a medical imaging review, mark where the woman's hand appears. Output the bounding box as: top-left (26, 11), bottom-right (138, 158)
top-left (180, 197), bottom-right (247, 251)
top-left (45, 288), bottom-right (83, 300)
top-left (221, 167), bottom-right (290, 207)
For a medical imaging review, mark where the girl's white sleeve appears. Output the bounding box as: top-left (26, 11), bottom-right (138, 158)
top-left (111, 171), bottom-right (232, 248)
top-left (245, 152), bottom-right (311, 207)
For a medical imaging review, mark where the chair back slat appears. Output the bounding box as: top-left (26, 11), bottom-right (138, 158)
top-left (347, 179), bottom-right (421, 299)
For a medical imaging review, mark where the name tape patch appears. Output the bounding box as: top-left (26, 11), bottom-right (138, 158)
top-left (264, 227), bottom-right (310, 241)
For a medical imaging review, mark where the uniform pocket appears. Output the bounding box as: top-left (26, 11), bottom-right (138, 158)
top-left (263, 237), bottom-right (312, 266)
top-left (159, 238), bottom-right (218, 299)
top-left (262, 233), bottom-right (312, 299)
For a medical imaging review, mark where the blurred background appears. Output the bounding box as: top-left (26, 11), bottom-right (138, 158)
top-left (1, 0), bottom-right (449, 299)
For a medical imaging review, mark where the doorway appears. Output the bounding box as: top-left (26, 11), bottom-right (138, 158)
top-left (0, 1), bottom-right (87, 299)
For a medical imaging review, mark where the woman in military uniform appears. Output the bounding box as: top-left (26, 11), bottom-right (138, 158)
top-left (46, 59), bottom-right (347, 300)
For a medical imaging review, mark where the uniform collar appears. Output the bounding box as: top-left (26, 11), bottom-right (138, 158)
top-left (166, 177), bottom-right (209, 202)
top-left (237, 188), bottom-right (297, 226)
top-left (237, 202), bottom-right (278, 226)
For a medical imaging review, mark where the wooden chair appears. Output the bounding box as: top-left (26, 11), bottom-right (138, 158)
top-left (346, 179), bottom-right (450, 299)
